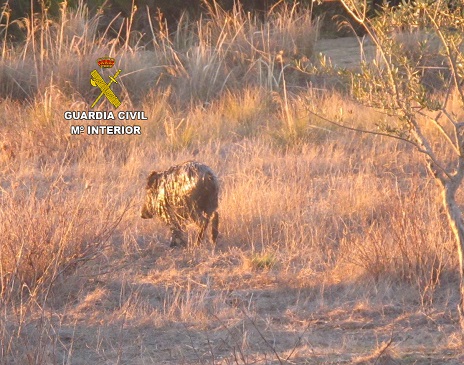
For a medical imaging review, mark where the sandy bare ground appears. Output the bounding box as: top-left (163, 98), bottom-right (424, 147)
top-left (47, 243), bottom-right (463, 365)
top-left (315, 36), bottom-right (377, 69)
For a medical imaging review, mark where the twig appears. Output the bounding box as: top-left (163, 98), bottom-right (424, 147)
top-left (305, 107), bottom-right (452, 180)
top-left (212, 313), bottom-right (248, 365)
top-left (306, 107), bottom-right (419, 147)
top-left (183, 323), bottom-right (206, 365)
top-left (415, 109), bottom-right (460, 155)
top-left (373, 337), bottom-right (394, 365)
top-left (239, 307), bottom-right (284, 365)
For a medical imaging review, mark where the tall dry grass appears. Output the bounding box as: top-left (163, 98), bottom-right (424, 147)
top-left (0, 1), bottom-right (316, 104)
top-left (0, 1), bottom-right (462, 364)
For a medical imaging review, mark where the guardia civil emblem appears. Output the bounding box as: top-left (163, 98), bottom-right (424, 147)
top-left (90, 57), bottom-right (122, 108)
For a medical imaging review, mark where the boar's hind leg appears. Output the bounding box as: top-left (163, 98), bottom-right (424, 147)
top-left (211, 212), bottom-right (219, 245)
top-left (197, 217), bottom-right (209, 246)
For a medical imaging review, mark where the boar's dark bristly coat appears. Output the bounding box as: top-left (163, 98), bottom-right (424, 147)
top-left (141, 161), bottom-right (219, 247)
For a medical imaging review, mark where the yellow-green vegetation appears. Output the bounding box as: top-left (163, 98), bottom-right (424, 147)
top-left (0, 1), bottom-right (463, 364)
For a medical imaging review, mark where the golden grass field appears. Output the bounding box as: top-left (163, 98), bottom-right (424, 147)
top-left (1, 2), bottom-right (464, 364)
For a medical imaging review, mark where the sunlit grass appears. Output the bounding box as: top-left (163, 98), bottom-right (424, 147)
top-left (0, 1), bottom-right (462, 364)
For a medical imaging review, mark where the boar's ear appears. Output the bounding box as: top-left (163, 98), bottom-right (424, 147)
top-left (146, 171), bottom-right (160, 189)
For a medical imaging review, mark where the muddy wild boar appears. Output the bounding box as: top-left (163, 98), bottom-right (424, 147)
top-left (141, 161), bottom-right (219, 247)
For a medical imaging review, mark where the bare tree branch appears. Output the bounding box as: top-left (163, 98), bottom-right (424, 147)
top-left (306, 107), bottom-right (452, 179)
top-left (425, 7), bottom-right (464, 105)
top-left (416, 109), bottom-right (461, 156)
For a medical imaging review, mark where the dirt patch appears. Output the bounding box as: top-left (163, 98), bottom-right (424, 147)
top-left (26, 244), bottom-right (463, 365)
top-left (315, 36), bottom-right (377, 70)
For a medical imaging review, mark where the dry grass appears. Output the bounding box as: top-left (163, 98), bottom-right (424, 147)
top-left (0, 1), bottom-right (464, 364)
top-left (0, 1), bottom-right (316, 105)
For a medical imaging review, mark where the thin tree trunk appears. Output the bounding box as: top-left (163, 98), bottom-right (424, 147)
top-left (442, 182), bottom-right (464, 330)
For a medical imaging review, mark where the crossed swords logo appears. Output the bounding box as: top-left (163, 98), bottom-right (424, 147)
top-left (90, 68), bottom-right (122, 108)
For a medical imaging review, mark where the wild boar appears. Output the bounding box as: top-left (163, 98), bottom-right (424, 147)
top-left (141, 161), bottom-right (219, 247)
